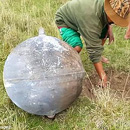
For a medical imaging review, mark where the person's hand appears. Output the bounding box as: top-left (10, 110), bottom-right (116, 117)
top-left (98, 74), bottom-right (108, 87)
top-left (94, 62), bottom-right (108, 87)
top-left (124, 35), bottom-right (130, 40)
top-left (101, 56), bottom-right (109, 64)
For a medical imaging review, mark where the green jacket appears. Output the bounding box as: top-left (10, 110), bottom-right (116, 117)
top-left (55, 0), bottom-right (109, 63)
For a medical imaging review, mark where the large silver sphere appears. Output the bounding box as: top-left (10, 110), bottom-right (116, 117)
top-left (3, 28), bottom-right (85, 117)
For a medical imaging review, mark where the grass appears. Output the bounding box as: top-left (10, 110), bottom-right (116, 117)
top-left (0, 0), bottom-right (130, 130)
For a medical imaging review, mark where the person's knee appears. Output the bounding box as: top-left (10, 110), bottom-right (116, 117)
top-left (74, 46), bottom-right (82, 53)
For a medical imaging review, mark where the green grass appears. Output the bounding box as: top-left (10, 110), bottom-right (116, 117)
top-left (0, 0), bottom-right (130, 130)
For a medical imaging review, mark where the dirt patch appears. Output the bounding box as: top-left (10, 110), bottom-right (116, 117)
top-left (81, 68), bottom-right (130, 99)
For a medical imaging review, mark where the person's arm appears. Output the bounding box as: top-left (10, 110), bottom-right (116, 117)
top-left (82, 25), bottom-right (108, 87)
top-left (124, 23), bottom-right (130, 39)
top-left (124, 8), bottom-right (130, 39)
top-left (108, 25), bottom-right (114, 44)
top-left (94, 62), bottom-right (107, 87)
top-left (102, 25), bottom-right (114, 46)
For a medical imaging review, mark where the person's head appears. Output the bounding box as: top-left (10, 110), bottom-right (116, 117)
top-left (104, 0), bottom-right (130, 27)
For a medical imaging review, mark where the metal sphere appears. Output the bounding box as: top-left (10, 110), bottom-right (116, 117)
top-left (3, 28), bottom-right (85, 117)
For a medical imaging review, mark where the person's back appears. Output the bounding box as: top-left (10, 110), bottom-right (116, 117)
top-left (55, 0), bottom-right (108, 63)
top-left (56, 0), bottom-right (106, 34)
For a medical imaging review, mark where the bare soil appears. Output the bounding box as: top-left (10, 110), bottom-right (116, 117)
top-left (81, 68), bottom-right (130, 99)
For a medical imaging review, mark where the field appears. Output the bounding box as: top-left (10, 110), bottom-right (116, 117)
top-left (0, 0), bottom-right (130, 130)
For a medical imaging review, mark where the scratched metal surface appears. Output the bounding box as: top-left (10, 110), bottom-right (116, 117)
top-left (3, 29), bottom-right (85, 116)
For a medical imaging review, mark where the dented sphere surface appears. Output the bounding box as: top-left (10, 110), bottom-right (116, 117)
top-left (3, 29), bottom-right (85, 117)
